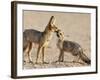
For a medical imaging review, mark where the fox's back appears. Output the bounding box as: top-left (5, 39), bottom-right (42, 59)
top-left (63, 40), bottom-right (81, 54)
top-left (23, 29), bottom-right (42, 43)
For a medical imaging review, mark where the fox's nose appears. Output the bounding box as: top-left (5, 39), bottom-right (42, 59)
top-left (56, 33), bottom-right (60, 37)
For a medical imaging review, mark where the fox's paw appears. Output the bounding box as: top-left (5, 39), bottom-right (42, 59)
top-left (43, 61), bottom-right (49, 64)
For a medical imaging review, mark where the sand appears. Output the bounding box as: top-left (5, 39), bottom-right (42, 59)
top-left (23, 10), bottom-right (91, 69)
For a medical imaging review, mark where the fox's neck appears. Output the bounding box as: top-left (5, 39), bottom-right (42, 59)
top-left (42, 25), bottom-right (54, 41)
top-left (43, 26), bottom-right (53, 35)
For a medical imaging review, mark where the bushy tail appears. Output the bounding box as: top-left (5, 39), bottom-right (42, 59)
top-left (80, 52), bottom-right (91, 64)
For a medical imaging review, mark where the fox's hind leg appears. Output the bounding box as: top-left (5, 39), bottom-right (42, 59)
top-left (73, 54), bottom-right (80, 63)
top-left (23, 42), bottom-right (30, 64)
top-left (27, 42), bottom-right (33, 64)
top-left (72, 50), bottom-right (81, 63)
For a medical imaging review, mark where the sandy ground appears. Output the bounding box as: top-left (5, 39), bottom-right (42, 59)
top-left (23, 10), bottom-right (91, 69)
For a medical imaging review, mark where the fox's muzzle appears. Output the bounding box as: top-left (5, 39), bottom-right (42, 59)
top-left (56, 30), bottom-right (60, 37)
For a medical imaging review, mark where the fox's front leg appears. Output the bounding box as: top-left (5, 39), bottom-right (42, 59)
top-left (42, 47), bottom-right (48, 64)
top-left (61, 50), bottom-right (64, 62)
top-left (36, 45), bottom-right (42, 64)
top-left (58, 49), bottom-right (64, 62)
top-left (42, 47), bottom-right (45, 64)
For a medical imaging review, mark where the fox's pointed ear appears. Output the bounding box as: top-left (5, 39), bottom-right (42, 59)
top-left (48, 16), bottom-right (55, 30)
top-left (49, 16), bottom-right (56, 26)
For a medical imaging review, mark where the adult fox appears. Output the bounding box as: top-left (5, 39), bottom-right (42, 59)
top-left (23, 16), bottom-right (59, 64)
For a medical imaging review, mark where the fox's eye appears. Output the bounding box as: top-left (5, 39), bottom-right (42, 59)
top-left (57, 34), bottom-right (59, 37)
top-left (60, 33), bottom-right (62, 35)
